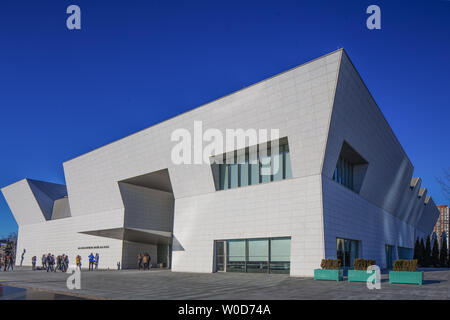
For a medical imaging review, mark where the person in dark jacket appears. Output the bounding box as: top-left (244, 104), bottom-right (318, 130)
top-left (46, 253), bottom-right (53, 272)
top-left (7, 255), bottom-right (14, 271)
top-left (88, 253), bottom-right (95, 271)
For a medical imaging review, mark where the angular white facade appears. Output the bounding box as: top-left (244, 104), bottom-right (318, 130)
top-left (1, 49), bottom-right (439, 276)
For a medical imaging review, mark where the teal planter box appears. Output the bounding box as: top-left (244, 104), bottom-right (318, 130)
top-left (348, 269), bottom-right (376, 283)
top-left (314, 269), bottom-right (343, 282)
top-left (389, 271), bottom-right (423, 285)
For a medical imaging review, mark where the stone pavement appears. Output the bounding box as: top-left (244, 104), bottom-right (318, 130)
top-left (0, 267), bottom-right (449, 300)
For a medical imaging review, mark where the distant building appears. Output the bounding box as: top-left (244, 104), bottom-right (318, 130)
top-left (434, 205), bottom-right (449, 248)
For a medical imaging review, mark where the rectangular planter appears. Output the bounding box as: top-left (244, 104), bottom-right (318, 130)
top-left (389, 271), bottom-right (423, 285)
top-left (348, 269), bottom-right (376, 283)
top-left (314, 269), bottom-right (343, 282)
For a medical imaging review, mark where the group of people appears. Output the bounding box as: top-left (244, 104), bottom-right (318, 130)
top-left (137, 253), bottom-right (151, 270)
top-left (88, 253), bottom-right (100, 271)
top-left (28, 253), bottom-right (100, 272)
top-left (36, 253), bottom-right (70, 272)
top-left (0, 254), bottom-right (15, 271)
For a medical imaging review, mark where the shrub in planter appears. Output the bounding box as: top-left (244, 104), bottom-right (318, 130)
top-left (315, 259), bottom-right (343, 282)
top-left (348, 259), bottom-right (377, 283)
top-left (393, 259), bottom-right (418, 271)
top-left (320, 259), bottom-right (342, 269)
top-left (390, 259), bottom-right (422, 285)
top-left (353, 258), bottom-right (376, 270)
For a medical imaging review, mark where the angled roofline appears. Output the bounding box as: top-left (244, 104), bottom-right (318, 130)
top-left (339, 50), bottom-right (413, 167)
top-left (63, 48), bottom-right (345, 165)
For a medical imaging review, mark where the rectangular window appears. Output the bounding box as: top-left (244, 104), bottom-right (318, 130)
top-left (239, 154), bottom-right (249, 187)
top-left (218, 237), bottom-right (291, 274)
top-left (272, 145), bottom-right (283, 181)
top-left (259, 147), bottom-right (271, 184)
top-left (284, 144), bottom-right (292, 179)
top-left (385, 244), bottom-right (395, 269)
top-left (336, 237), bottom-right (359, 268)
top-left (230, 163), bottom-right (239, 189)
top-left (270, 237), bottom-right (291, 274)
top-left (212, 138), bottom-right (292, 191)
top-left (249, 151), bottom-right (259, 186)
top-left (247, 239), bottom-right (269, 273)
top-left (333, 156), bottom-right (354, 191)
top-left (219, 164), bottom-right (229, 190)
top-left (227, 240), bottom-right (246, 272)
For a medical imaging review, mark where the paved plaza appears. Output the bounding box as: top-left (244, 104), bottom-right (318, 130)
top-left (0, 267), bottom-right (449, 300)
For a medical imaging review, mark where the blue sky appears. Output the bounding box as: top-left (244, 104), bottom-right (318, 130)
top-left (0, 0), bottom-right (449, 237)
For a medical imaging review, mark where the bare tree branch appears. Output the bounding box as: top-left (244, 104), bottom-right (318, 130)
top-left (437, 167), bottom-right (450, 202)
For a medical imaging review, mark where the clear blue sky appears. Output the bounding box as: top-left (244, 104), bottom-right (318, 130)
top-left (0, 0), bottom-right (449, 237)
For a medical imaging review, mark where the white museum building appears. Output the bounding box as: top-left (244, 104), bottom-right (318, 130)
top-left (1, 49), bottom-right (439, 276)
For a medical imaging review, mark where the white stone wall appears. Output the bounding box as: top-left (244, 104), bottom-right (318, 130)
top-left (14, 209), bottom-right (124, 269)
top-left (172, 175), bottom-right (324, 277)
top-left (119, 183), bottom-right (174, 232)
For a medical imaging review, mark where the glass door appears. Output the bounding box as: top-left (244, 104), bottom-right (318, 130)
top-left (215, 241), bottom-right (226, 272)
top-left (385, 245), bottom-right (394, 269)
top-left (336, 238), bottom-right (359, 268)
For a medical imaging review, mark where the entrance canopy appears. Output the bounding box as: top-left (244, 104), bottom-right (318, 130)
top-left (79, 227), bottom-right (172, 245)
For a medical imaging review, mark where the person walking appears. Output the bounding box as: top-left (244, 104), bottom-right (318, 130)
top-left (76, 255), bottom-right (81, 270)
top-left (31, 256), bottom-right (37, 270)
top-left (46, 253), bottom-right (52, 272)
top-left (52, 255), bottom-right (56, 272)
top-left (88, 253), bottom-right (95, 271)
top-left (56, 256), bottom-right (61, 272)
top-left (94, 253), bottom-right (99, 270)
top-left (64, 254), bottom-right (69, 272)
top-left (7, 255), bottom-right (14, 271)
top-left (143, 253), bottom-right (151, 270)
top-left (137, 253), bottom-right (143, 270)
top-left (20, 249), bottom-right (25, 267)
top-left (42, 254), bottom-right (47, 269)
top-left (3, 255), bottom-right (8, 271)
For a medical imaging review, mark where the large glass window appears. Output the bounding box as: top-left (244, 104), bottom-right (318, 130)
top-left (385, 244), bottom-right (395, 269)
top-left (398, 247), bottom-right (413, 260)
top-left (259, 147), bottom-right (271, 184)
top-left (249, 153), bottom-right (259, 186)
top-left (270, 237), bottom-right (291, 274)
top-left (219, 164), bottom-right (229, 190)
top-left (333, 156), bottom-right (354, 190)
top-left (218, 237), bottom-right (291, 274)
top-left (284, 145), bottom-right (292, 179)
top-left (239, 154), bottom-right (249, 187)
top-left (227, 240), bottom-right (246, 272)
top-left (272, 146), bottom-right (283, 182)
top-left (230, 163), bottom-right (239, 189)
top-left (247, 239), bottom-right (269, 273)
top-left (336, 238), bottom-right (359, 268)
top-left (213, 138), bottom-right (292, 191)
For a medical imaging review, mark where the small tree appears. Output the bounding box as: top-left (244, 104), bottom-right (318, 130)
top-left (440, 236), bottom-right (448, 267)
top-left (413, 238), bottom-right (420, 260)
top-left (424, 235), bottom-right (432, 267)
top-left (432, 237), bottom-right (440, 267)
top-left (419, 238), bottom-right (425, 267)
top-left (436, 167), bottom-right (450, 201)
